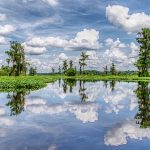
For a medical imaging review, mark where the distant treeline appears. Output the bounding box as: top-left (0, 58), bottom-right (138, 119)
top-left (37, 70), bottom-right (137, 76)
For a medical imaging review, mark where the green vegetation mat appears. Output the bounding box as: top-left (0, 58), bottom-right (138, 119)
top-left (0, 75), bottom-right (150, 92)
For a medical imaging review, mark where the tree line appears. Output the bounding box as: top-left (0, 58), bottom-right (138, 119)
top-left (0, 28), bottom-right (149, 77)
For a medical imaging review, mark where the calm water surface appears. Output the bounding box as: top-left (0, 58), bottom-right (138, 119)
top-left (0, 80), bottom-right (149, 150)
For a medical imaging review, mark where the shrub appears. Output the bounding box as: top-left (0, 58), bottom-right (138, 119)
top-left (65, 68), bottom-right (76, 76)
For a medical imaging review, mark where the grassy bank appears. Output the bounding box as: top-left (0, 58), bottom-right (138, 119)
top-left (0, 74), bottom-right (150, 92)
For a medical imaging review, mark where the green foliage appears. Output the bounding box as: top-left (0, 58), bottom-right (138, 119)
top-left (6, 91), bottom-right (27, 116)
top-left (29, 67), bottom-right (37, 76)
top-left (65, 68), bottom-right (76, 76)
top-left (0, 76), bottom-right (60, 92)
top-left (79, 52), bottom-right (89, 74)
top-left (0, 65), bottom-right (10, 76)
top-left (135, 28), bottom-right (150, 77)
top-left (103, 65), bottom-right (108, 75)
top-left (62, 60), bottom-right (68, 72)
top-left (58, 65), bottom-right (61, 74)
top-left (80, 70), bottom-right (101, 75)
top-left (135, 82), bottom-right (150, 128)
top-left (69, 60), bottom-right (73, 68)
top-left (0, 74), bottom-right (150, 92)
top-left (110, 63), bottom-right (116, 75)
top-left (5, 41), bottom-right (28, 76)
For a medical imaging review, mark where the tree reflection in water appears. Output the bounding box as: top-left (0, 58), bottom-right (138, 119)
top-left (6, 90), bottom-right (29, 116)
top-left (109, 80), bottom-right (116, 91)
top-left (62, 79), bottom-right (77, 93)
top-left (135, 82), bottom-right (150, 128)
top-left (62, 80), bottom-right (68, 93)
top-left (61, 79), bottom-right (117, 102)
top-left (103, 80), bottom-right (108, 88)
top-left (79, 80), bottom-right (88, 102)
top-left (103, 80), bottom-right (116, 91)
top-left (61, 79), bottom-right (88, 102)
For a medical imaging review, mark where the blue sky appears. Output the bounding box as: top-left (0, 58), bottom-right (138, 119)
top-left (0, 0), bottom-right (150, 72)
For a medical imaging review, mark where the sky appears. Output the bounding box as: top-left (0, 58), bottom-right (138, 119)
top-left (0, 0), bottom-right (150, 72)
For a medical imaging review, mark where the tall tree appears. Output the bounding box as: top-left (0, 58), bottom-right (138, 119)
top-left (29, 67), bottom-right (37, 76)
top-left (69, 60), bottom-right (73, 68)
top-left (135, 28), bottom-right (150, 77)
top-left (62, 60), bottom-right (68, 73)
top-left (110, 63), bottom-right (116, 75)
top-left (5, 41), bottom-right (28, 76)
top-left (58, 65), bottom-right (61, 74)
top-left (103, 65), bottom-right (108, 75)
top-left (79, 52), bottom-right (89, 74)
top-left (79, 60), bottom-right (82, 74)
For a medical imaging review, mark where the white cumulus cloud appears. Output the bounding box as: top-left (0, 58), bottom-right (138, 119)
top-left (104, 38), bottom-right (128, 62)
top-left (106, 5), bottom-right (150, 32)
top-left (23, 43), bottom-right (47, 55)
top-left (25, 29), bottom-right (100, 54)
top-left (0, 24), bottom-right (16, 35)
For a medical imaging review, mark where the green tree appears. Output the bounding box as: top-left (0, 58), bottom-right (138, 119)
top-left (62, 60), bottom-right (68, 73)
top-left (65, 68), bottom-right (76, 76)
top-left (5, 41), bottom-right (28, 76)
top-left (110, 63), bottom-right (116, 75)
top-left (79, 52), bottom-right (89, 74)
top-left (103, 65), bottom-right (108, 75)
top-left (58, 65), bottom-right (61, 74)
top-left (29, 67), bottom-right (37, 76)
top-left (79, 60), bottom-right (82, 74)
top-left (69, 60), bottom-right (73, 68)
top-left (0, 65), bottom-right (10, 76)
top-left (135, 28), bottom-right (150, 77)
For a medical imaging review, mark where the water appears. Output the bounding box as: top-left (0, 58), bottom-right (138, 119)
top-left (0, 79), bottom-right (149, 150)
